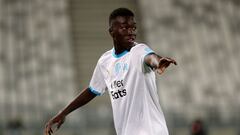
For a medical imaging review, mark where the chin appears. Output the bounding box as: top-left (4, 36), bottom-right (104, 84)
top-left (129, 41), bottom-right (136, 46)
top-left (124, 42), bottom-right (135, 50)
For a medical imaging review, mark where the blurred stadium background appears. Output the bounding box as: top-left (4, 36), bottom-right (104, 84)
top-left (0, 0), bottom-right (239, 135)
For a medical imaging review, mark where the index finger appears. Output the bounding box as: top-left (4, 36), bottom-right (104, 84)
top-left (165, 57), bottom-right (177, 65)
top-left (45, 123), bottom-right (53, 135)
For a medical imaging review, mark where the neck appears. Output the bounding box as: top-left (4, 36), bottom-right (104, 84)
top-left (113, 42), bottom-right (135, 55)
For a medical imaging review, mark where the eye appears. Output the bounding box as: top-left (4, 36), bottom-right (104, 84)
top-left (132, 26), bottom-right (137, 30)
top-left (120, 26), bottom-right (127, 30)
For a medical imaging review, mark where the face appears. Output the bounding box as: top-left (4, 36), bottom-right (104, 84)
top-left (109, 16), bottom-right (137, 50)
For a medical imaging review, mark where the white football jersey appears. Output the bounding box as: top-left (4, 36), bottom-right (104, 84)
top-left (89, 43), bottom-right (169, 135)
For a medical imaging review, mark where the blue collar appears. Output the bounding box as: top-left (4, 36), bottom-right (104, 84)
top-left (112, 49), bottom-right (129, 58)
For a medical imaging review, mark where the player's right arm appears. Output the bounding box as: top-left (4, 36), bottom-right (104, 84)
top-left (44, 87), bottom-right (97, 135)
top-left (144, 53), bottom-right (177, 75)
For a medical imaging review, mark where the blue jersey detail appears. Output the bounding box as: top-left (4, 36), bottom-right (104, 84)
top-left (144, 47), bottom-right (154, 54)
top-left (123, 63), bottom-right (128, 71)
top-left (114, 63), bottom-right (129, 75)
top-left (88, 87), bottom-right (101, 96)
top-left (115, 63), bottom-right (121, 74)
top-left (112, 49), bottom-right (129, 58)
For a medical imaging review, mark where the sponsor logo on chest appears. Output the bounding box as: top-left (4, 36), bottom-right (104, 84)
top-left (110, 79), bottom-right (127, 100)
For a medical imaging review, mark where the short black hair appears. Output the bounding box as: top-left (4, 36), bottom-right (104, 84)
top-left (109, 8), bottom-right (134, 26)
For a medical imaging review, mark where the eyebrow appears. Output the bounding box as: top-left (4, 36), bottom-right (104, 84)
top-left (120, 22), bottom-right (136, 25)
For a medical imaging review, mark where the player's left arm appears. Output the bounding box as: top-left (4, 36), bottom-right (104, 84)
top-left (144, 53), bottom-right (177, 74)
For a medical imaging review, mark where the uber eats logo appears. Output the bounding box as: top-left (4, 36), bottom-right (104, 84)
top-left (110, 79), bottom-right (127, 100)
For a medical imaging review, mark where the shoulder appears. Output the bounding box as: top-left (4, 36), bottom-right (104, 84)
top-left (131, 42), bottom-right (149, 50)
top-left (97, 49), bottom-right (113, 65)
top-left (130, 42), bottom-right (154, 55)
top-left (131, 42), bottom-right (152, 52)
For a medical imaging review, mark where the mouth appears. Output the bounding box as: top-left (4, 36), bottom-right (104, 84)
top-left (126, 35), bottom-right (136, 43)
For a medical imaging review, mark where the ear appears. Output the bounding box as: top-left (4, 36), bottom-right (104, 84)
top-left (109, 27), bottom-right (114, 37)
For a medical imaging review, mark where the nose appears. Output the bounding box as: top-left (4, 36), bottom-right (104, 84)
top-left (127, 28), bottom-right (136, 35)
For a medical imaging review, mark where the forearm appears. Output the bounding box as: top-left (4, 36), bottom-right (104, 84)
top-left (144, 53), bottom-right (177, 74)
top-left (144, 53), bottom-right (162, 70)
top-left (58, 87), bottom-right (96, 117)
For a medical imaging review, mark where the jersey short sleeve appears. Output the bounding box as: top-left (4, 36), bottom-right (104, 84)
top-left (89, 61), bottom-right (107, 96)
top-left (131, 43), bottom-right (155, 73)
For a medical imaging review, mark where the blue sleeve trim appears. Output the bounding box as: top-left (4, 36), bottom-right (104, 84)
top-left (88, 86), bottom-right (101, 96)
top-left (144, 47), bottom-right (154, 54)
top-left (144, 52), bottom-right (156, 70)
top-left (144, 51), bottom-right (155, 64)
top-left (145, 51), bottom-right (155, 56)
